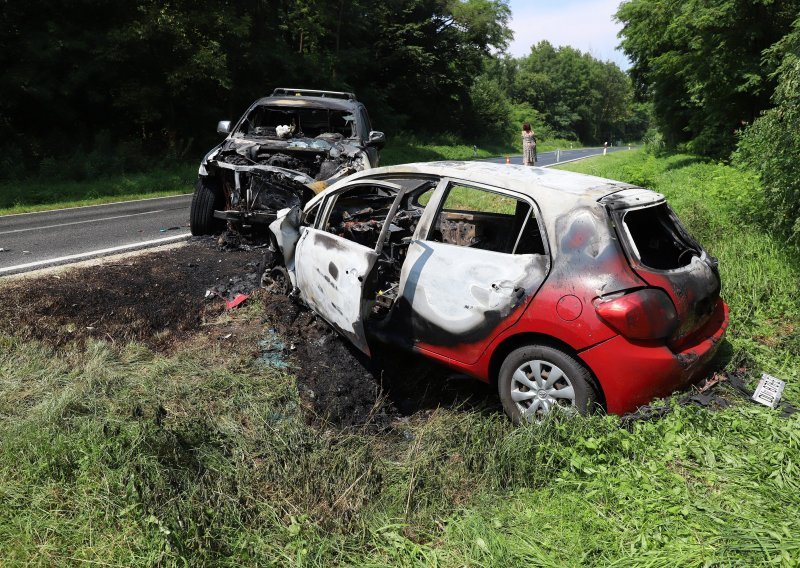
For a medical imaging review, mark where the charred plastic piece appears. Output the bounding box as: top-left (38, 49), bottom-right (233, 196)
top-left (191, 88), bottom-right (385, 235)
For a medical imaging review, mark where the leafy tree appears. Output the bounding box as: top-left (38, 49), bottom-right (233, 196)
top-left (736, 19), bottom-right (800, 247)
top-left (617, 0), bottom-right (800, 157)
top-left (508, 41), bottom-right (634, 143)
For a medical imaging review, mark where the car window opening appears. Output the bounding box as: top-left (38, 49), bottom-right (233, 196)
top-left (430, 184), bottom-right (546, 255)
top-left (238, 105), bottom-right (356, 139)
top-left (623, 204), bottom-right (699, 269)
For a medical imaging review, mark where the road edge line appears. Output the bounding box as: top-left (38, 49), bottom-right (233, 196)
top-left (0, 233), bottom-right (191, 275)
top-left (0, 192), bottom-right (192, 218)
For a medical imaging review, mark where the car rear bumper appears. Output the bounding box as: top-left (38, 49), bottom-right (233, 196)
top-left (579, 299), bottom-right (729, 415)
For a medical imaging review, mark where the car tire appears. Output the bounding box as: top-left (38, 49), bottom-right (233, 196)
top-left (190, 177), bottom-right (224, 235)
top-left (261, 266), bottom-right (292, 296)
top-left (498, 344), bottom-right (599, 424)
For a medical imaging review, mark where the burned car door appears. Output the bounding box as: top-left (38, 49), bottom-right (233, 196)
top-left (395, 179), bottom-right (551, 364)
top-left (293, 181), bottom-right (405, 354)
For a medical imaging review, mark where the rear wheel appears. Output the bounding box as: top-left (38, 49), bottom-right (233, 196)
top-left (498, 344), bottom-right (599, 424)
top-left (190, 177), bottom-right (224, 235)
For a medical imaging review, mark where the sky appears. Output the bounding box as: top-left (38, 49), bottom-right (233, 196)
top-left (505, 0), bottom-right (631, 69)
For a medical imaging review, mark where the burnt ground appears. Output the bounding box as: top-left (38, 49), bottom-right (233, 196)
top-left (0, 235), bottom-right (266, 351)
top-left (259, 292), bottom-right (498, 428)
top-left (0, 234), bottom-right (498, 428)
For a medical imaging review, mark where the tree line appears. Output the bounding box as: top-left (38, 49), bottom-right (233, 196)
top-left (1, 0), bottom-right (642, 181)
top-left (617, 0), bottom-right (800, 246)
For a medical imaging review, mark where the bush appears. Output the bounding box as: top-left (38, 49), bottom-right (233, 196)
top-left (734, 20), bottom-right (800, 249)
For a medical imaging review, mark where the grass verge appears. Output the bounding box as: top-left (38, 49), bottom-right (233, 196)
top-left (0, 165), bottom-right (197, 215)
top-left (1, 150), bottom-right (798, 566)
top-left (378, 134), bottom-right (581, 165)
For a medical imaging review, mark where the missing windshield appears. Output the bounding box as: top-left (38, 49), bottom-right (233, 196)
top-left (238, 106), bottom-right (356, 139)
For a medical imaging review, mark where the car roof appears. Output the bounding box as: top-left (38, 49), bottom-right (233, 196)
top-left (251, 96), bottom-right (361, 113)
top-left (343, 161), bottom-right (642, 204)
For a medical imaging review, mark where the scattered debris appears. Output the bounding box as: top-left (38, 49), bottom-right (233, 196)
top-left (257, 329), bottom-right (289, 369)
top-left (225, 293), bottom-right (250, 310)
top-left (752, 373), bottom-right (785, 409)
top-left (621, 368), bottom-right (797, 427)
top-left (159, 226), bottom-right (181, 232)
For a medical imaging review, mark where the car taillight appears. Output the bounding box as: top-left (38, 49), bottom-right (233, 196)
top-left (595, 288), bottom-right (678, 340)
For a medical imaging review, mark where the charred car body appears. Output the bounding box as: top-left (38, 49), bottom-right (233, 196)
top-left (190, 88), bottom-right (385, 235)
top-left (265, 162), bottom-right (729, 422)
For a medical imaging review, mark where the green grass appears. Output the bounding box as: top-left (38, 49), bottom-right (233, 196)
top-left (1, 150), bottom-right (799, 565)
top-left (380, 133), bottom-right (582, 166)
top-left (0, 164), bottom-right (197, 215)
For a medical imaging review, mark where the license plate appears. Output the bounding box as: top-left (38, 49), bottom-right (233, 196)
top-left (752, 373), bottom-right (786, 409)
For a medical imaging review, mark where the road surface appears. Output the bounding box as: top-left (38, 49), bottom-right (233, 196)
top-left (0, 146), bottom-right (632, 275)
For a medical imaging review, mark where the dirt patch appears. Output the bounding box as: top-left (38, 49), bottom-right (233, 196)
top-left (259, 293), bottom-right (395, 428)
top-left (0, 237), bottom-right (265, 351)
top-left (259, 293), bottom-right (498, 429)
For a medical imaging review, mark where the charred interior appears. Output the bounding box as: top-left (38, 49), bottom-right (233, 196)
top-left (323, 181), bottom-right (431, 317)
top-left (318, 178), bottom-right (548, 321)
top-left (623, 204), bottom-right (700, 269)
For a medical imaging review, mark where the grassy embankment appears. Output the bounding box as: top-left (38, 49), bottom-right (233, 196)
top-left (0, 134), bottom-right (580, 216)
top-left (1, 149), bottom-right (799, 565)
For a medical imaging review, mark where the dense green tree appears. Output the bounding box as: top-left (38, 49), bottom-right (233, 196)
top-left (507, 41), bottom-right (634, 144)
top-left (617, 0), bottom-right (800, 157)
top-left (736, 19), bottom-right (800, 247)
top-left (0, 0), bottom-right (513, 174)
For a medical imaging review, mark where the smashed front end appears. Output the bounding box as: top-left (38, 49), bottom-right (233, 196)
top-left (197, 99), bottom-right (372, 230)
top-left (200, 138), bottom-right (370, 227)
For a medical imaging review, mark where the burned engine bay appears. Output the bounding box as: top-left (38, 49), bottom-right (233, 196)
top-left (201, 102), bottom-right (373, 226)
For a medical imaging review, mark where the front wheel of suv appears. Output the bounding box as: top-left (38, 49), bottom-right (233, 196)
top-left (190, 177), bottom-right (224, 235)
top-left (498, 344), bottom-right (599, 424)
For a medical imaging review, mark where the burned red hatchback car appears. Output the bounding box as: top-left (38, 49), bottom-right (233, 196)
top-left (265, 162), bottom-right (729, 422)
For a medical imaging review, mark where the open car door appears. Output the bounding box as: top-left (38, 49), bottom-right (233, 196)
top-left (293, 180), bottom-right (404, 354)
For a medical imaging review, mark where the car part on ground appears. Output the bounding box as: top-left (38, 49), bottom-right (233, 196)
top-left (191, 88), bottom-right (385, 236)
top-left (264, 161), bottom-right (729, 422)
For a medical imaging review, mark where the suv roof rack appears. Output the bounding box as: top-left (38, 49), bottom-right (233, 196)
top-left (271, 88), bottom-right (357, 101)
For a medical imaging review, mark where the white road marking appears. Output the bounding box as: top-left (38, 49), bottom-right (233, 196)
top-left (0, 209), bottom-right (179, 235)
top-left (0, 234), bottom-right (190, 275)
top-left (0, 193), bottom-right (192, 218)
top-left (542, 154), bottom-right (600, 167)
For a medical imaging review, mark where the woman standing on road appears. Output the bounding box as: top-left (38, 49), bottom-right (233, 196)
top-left (522, 122), bottom-right (537, 166)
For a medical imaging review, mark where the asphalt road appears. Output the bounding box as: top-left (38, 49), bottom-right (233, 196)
top-left (482, 145), bottom-right (630, 166)
top-left (0, 195), bottom-right (192, 275)
top-left (0, 146), bottom-right (633, 275)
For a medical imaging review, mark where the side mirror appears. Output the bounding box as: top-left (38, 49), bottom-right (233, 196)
top-left (217, 120), bottom-right (232, 135)
top-left (367, 131), bottom-right (386, 149)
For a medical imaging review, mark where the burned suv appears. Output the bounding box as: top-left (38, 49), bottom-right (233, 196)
top-left (190, 88), bottom-right (385, 235)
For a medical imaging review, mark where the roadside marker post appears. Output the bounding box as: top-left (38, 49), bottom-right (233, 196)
top-left (506, 156), bottom-right (510, 165)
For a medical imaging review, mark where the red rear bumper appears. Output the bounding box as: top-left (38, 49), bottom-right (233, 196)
top-left (579, 299), bottom-right (729, 414)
